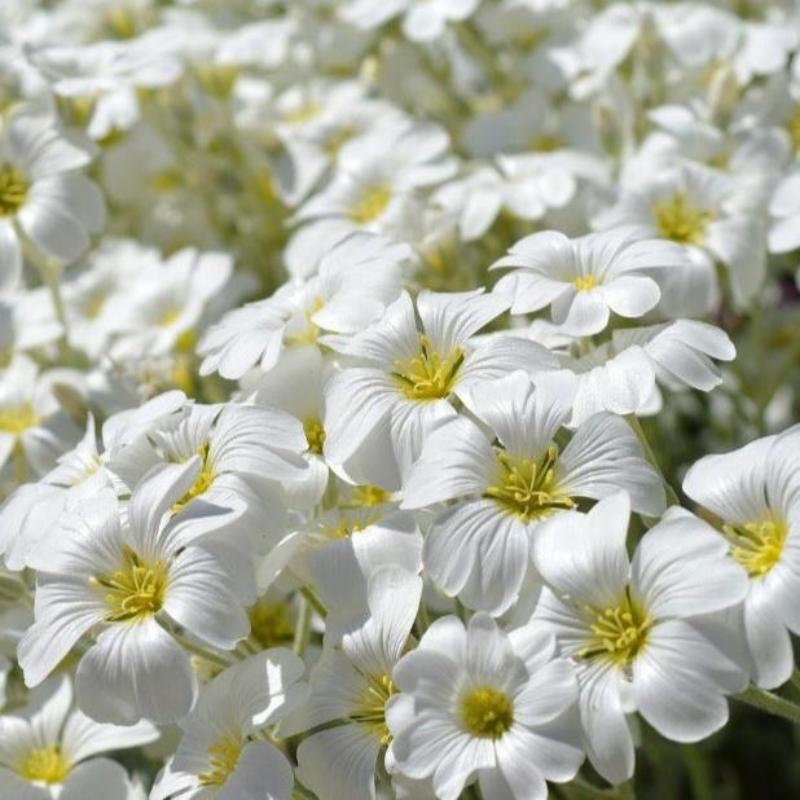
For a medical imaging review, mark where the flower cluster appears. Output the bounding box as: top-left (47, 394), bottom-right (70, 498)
top-left (1, 0), bottom-right (800, 798)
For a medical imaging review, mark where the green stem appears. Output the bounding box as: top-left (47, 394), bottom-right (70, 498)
top-left (563, 777), bottom-right (624, 799)
top-left (626, 415), bottom-right (681, 507)
top-left (13, 220), bottom-right (70, 338)
top-left (790, 669), bottom-right (800, 694)
top-left (173, 632), bottom-right (234, 669)
top-left (734, 685), bottom-right (800, 725)
top-left (293, 595), bottom-right (313, 658)
top-left (300, 586), bottom-right (328, 620)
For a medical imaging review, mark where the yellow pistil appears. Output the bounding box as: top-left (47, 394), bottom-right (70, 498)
top-left (18, 746), bottom-right (71, 785)
top-left (0, 404), bottom-right (40, 435)
top-left (484, 446), bottom-right (575, 523)
top-left (653, 192), bottom-right (715, 245)
top-left (303, 418), bottom-right (326, 455)
top-left (352, 673), bottom-right (397, 745)
top-left (172, 444), bottom-right (215, 512)
top-left (0, 163), bottom-right (28, 216)
top-left (578, 589), bottom-right (651, 667)
top-left (460, 686), bottom-right (514, 739)
top-left (572, 274), bottom-right (597, 291)
top-left (348, 183), bottom-right (392, 225)
top-left (248, 600), bottom-right (295, 649)
top-left (724, 517), bottom-right (787, 578)
top-left (198, 732), bottom-right (243, 787)
top-left (90, 545), bottom-right (168, 623)
top-left (393, 336), bottom-right (464, 401)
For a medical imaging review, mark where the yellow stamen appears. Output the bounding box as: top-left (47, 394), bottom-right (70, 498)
top-left (0, 404), bottom-right (40, 435)
top-left (350, 484), bottom-right (391, 507)
top-left (352, 673), bottom-right (397, 745)
top-left (198, 732), bottom-right (243, 787)
top-left (303, 417), bottom-right (326, 455)
top-left (0, 164), bottom-right (28, 216)
top-left (460, 686), bottom-right (514, 739)
top-left (90, 545), bottom-right (168, 623)
top-left (653, 191), bottom-right (715, 245)
top-left (18, 746), bottom-right (71, 785)
top-left (724, 517), bottom-right (787, 578)
top-left (572, 274), bottom-right (597, 291)
top-left (172, 444), bottom-right (215, 512)
top-left (248, 600), bottom-right (295, 649)
top-left (393, 336), bottom-right (464, 401)
top-left (577, 589), bottom-right (651, 667)
top-left (484, 445), bottom-right (575, 522)
top-left (348, 183), bottom-right (391, 225)
top-left (285, 296), bottom-right (324, 346)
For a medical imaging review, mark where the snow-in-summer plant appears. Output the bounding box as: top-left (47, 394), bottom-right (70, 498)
top-left (2, 1), bottom-right (800, 799)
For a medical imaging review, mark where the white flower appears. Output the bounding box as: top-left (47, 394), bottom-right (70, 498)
top-left (0, 675), bottom-right (157, 799)
top-left (769, 168), bottom-right (800, 254)
top-left (553, 320), bottom-right (736, 425)
top-left (492, 229), bottom-right (686, 336)
top-left (291, 120), bottom-right (456, 251)
top-left (18, 471), bottom-right (256, 725)
top-left (0, 356), bottom-right (80, 479)
top-left (108, 247), bottom-right (234, 360)
top-left (532, 493), bottom-right (748, 784)
top-left (595, 162), bottom-right (767, 312)
top-left (106, 401), bottom-right (307, 551)
top-left (283, 566), bottom-right (422, 800)
top-left (683, 427), bottom-right (800, 690)
top-left (387, 613), bottom-right (583, 800)
top-left (151, 649), bottom-right (308, 800)
top-left (323, 289), bottom-right (557, 480)
top-left (198, 232), bottom-right (409, 381)
top-left (402, 370), bottom-right (664, 614)
top-left (340, 0), bottom-right (479, 42)
top-left (0, 112), bottom-right (104, 288)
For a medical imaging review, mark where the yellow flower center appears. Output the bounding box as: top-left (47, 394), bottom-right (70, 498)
top-left (199, 732), bottom-right (243, 787)
top-left (0, 164), bottom-right (28, 216)
top-left (303, 418), bottom-right (326, 455)
top-left (0, 404), bottom-right (40, 435)
top-left (528, 133), bottom-right (563, 152)
top-left (352, 673), bottom-right (397, 745)
top-left (285, 296), bottom-right (324, 346)
top-left (724, 517), bottom-right (787, 578)
top-left (348, 183), bottom-right (392, 225)
top-left (460, 686), bottom-right (514, 739)
top-left (172, 444), bottom-right (215, 512)
top-left (321, 510), bottom-right (382, 540)
top-left (393, 336), bottom-right (464, 401)
top-left (248, 600), bottom-right (295, 649)
top-left (18, 746), bottom-right (71, 785)
top-left (91, 545), bottom-right (169, 623)
top-left (325, 126), bottom-right (356, 159)
top-left (484, 446), bottom-right (575, 523)
top-left (350, 484), bottom-right (391, 507)
top-left (578, 589), bottom-right (651, 667)
top-left (572, 274), bottom-right (597, 291)
top-left (653, 191), bottom-right (715, 245)
top-left (157, 307), bottom-right (182, 327)
top-left (283, 102), bottom-right (322, 124)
